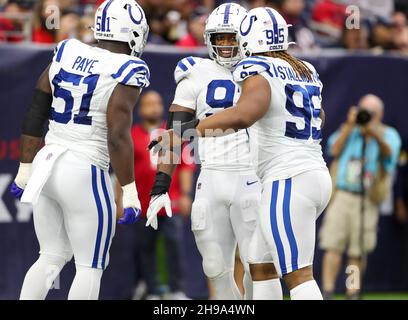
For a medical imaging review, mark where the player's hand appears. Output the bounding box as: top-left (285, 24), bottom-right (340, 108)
top-left (10, 182), bottom-right (24, 200)
top-left (119, 182), bottom-right (142, 225)
top-left (146, 193), bottom-right (172, 230)
top-left (118, 207), bottom-right (141, 225)
top-left (148, 129), bottom-right (183, 155)
top-left (9, 163), bottom-right (32, 200)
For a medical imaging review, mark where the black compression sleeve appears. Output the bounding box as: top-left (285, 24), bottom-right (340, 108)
top-left (166, 111), bottom-right (195, 129)
top-left (175, 118), bottom-right (200, 138)
top-left (22, 88), bottom-right (52, 137)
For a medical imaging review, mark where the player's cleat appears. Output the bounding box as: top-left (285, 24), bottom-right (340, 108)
top-left (118, 207), bottom-right (141, 225)
top-left (10, 182), bottom-right (24, 200)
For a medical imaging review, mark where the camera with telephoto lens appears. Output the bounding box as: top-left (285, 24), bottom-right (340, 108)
top-left (356, 109), bottom-right (372, 126)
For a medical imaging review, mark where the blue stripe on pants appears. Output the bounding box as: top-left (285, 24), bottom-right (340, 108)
top-left (270, 180), bottom-right (287, 275)
top-left (100, 169), bottom-right (113, 270)
top-left (283, 178), bottom-right (298, 272)
top-left (91, 165), bottom-right (104, 269)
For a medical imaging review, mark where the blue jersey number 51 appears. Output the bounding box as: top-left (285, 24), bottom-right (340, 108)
top-left (51, 68), bottom-right (99, 126)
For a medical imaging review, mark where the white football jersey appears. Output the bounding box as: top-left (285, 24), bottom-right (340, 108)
top-left (172, 56), bottom-right (253, 172)
top-left (233, 56), bottom-right (327, 183)
top-left (46, 39), bottom-right (150, 170)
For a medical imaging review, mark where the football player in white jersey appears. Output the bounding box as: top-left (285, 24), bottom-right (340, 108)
top-left (9, 0), bottom-right (149, 299)
top-left (149, 7), bottom-right (332, 300)
top-left (145, 3), bottom-right (282, 300)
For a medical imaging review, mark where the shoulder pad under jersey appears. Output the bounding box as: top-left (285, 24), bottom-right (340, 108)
top-left (111, 57), bottom-right (150, 88)
top-left (174, 56), bottom-right (203, 84)
top-left (233, 56), bottom-right (274, 83)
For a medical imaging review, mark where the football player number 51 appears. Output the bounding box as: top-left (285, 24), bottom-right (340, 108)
top-left (51, 68), bottom-right (100, 126)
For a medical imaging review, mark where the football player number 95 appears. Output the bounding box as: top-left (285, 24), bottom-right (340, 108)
top-left (284, 83), bottom-right (322, 141)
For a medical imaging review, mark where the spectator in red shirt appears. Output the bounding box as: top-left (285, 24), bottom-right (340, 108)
top-left (116, 90), bottom-right (195, 300)
top-left (176, 6), bottom-right (208, 48)
top-left (0, 0), bottom-right (33, 42)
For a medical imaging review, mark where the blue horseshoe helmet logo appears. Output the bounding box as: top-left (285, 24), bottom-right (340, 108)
top-left (240, 15), bottom-right (256, 36)
top-left (128, 3), bottom-right (144, 25)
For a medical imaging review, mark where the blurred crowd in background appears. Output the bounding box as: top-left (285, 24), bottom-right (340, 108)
top-left (1, 0), bottom-right (408, 54)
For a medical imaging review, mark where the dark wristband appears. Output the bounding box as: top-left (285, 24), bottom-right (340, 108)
top-left (150, 171), bottom-right (172, 196)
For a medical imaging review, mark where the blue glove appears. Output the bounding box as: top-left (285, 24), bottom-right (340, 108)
top-left (118, 207), bottom-right (141, 225)
top-left (10, 182), bottom-right (24, 200)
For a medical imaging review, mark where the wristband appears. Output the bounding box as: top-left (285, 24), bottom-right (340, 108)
top-left (122, 182), bottom-right (139, 208)
top-left (15, 162), bottom-right (32, 188)
top-left (150, 172), bottom-right (172, 196)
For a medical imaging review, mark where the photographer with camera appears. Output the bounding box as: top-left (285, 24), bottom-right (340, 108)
top-left (319, 94), bottom-right (401, 300)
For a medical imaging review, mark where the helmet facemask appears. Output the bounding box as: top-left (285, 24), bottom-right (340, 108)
top-left (205, 30), bottom-right (242, 69)
top-left (128, 24), bottom-right (149, 57)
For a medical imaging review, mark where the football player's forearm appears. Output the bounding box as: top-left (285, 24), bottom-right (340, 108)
top-left (196, 75), bottom-right (269, 137)
top-left (156, 145), bottom-right (179, 177)
top-left (108, 134), bottom-right (135, 186)
top-left (157, 161), bottom-right (177, 177)
top-left (20, 134), bottom-right (42, 163)
top-left (196, 107), bottom-right (247, 137)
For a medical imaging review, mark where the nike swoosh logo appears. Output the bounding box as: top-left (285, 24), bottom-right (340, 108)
top-left (246, 181), bottom-right (258, 186)
top-left (242, 64), bottom-right (253, 70)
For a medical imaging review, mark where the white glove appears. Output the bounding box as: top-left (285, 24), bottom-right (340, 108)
top-left (146, 193), bottom-right (172, 230)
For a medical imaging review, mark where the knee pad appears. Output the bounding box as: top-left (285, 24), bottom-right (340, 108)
top-left (201, 243), bottom-right (228, 279)
top-left (39, 253), bottom-right (68, 270)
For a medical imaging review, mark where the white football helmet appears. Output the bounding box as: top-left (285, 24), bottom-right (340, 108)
top-left (238, 7), bottom-right (294, 57)
top-left (204, 3), bottom-right (247, 69)
top-left (94, 0), bottom-right (149, 57)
